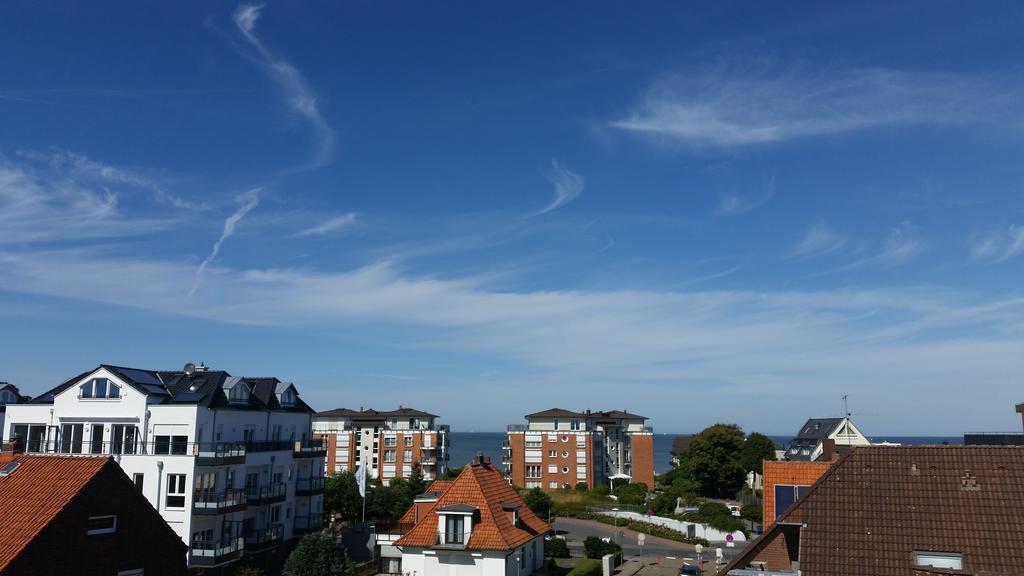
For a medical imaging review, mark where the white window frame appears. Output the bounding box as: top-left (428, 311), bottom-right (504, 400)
top-left (87, 515), bottom-right (118, 535)
top-left (166, 473), bottom-right (187, 509)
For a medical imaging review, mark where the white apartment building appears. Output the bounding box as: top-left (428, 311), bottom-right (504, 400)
top-left (313, 407), bottom-right (449, 484)
top-left (2, 364), bottom-right (326, 572)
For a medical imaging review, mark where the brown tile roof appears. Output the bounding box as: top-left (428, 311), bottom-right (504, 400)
top-left (0, 454), bottom-right (110, 571)
top-left (723, 446), bottom-right (1024, 576)
top-left (395, 459), bottom-right (550, 550)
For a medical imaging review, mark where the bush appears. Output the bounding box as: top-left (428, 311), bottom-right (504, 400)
top-left (524, 488), bottom-right (553, 518)
top-left (575, 482), bottom-right (589, 492)
top-left (593, 485), bottom-right (610, 496)
top-left (696, 502), bottom-right (745, 533)
top-left (283, 532), bottom-right (352, 576)
top-left (544, 537), bottom-right (570, 558)
top-left (613, 482), bottom-right (648, 506)
top-left (583, 536), bottom-right (622, 559)
top-left (577, 512), bottom-right (710, 547)
top-left (566, 559), bottom-right (602, 576)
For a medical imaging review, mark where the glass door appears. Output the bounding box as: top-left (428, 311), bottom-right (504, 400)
top-left (61, 424), bottom-right (83, 454)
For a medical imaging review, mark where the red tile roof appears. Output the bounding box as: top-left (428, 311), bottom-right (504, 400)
top-left (723, 446), bottom-right (1024, 576)
top-left (395, 459), bottom-right (550, 550)
top-left (0, 454), bottom-right (111, 571)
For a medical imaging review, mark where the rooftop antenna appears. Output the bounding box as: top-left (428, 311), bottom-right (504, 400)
top-left (842, 395), bottom-right (850, 418)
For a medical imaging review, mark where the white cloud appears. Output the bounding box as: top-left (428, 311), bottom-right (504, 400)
top-left (611, 67), bottom-right (1018, 147)
top-left (233, 4), bottom-right (335, 170)
top-left (841, 221), bottom-right (923, 270)
top-left (717, 176), bottom-right (775, 216)
top-left (792, 218), bottom-right (848, 258)
top-left (189, 189), bottom-right (260, 297)
top-left (297, 213), bottom-right (357, 237)
top-left (970, 225), bottom-right (1024, 262)
top-left (533, 160), bottom-right (583, 216)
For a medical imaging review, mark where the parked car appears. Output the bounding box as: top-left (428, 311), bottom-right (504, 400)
top-left (679, 563), bottom-right (700, 575)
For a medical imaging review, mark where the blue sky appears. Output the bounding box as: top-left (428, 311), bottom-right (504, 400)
top-left (2, 2), bottom-right (1024, 434)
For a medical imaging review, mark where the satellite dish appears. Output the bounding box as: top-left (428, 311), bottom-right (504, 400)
top-left (183, 362), bottom-right (196, 375)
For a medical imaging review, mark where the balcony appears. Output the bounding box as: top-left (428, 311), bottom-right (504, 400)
top-left (294, 513), bottom-right (324, 535)
top-left (420, 452), bottom-right (437, 465)
top-left (190, 536), bottom-right (244, 567)
top-left (296, 476), bottom-right (326, 496)
top-left (433, 530), bottom-right (469, 550)
top-left (244, 523), bottom-right (284, 552)
top-left (246, 482), bottom-right (287, 505)
top-left (507, 424), bottom-right (528, 432)
top-left (193, 488), bottom-right (247, 515)
top-left (293, 438), bottom-right (328, 459)
top-left (195, 442), bottom-right (247, 466)
top-left (246, 440), bottom-right (294, 453)
top-left (375, 521), bottom-right (415, 537)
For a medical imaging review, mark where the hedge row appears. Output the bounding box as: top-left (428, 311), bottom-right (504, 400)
top-left (565, 559), bottom-right (602, 576)
top-left (575, 512), bottom-right (711, 547)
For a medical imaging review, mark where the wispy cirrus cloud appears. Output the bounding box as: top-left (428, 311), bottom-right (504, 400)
top-left (189, 189), bottom-right (260, 297)
top-left (717, 176), bottom-right (775, 216)
top-left (611, 67), bottom-right (1019, 147)
top-left (232, 4), bottom-right (335, 170)
top-left (791, 218), bottom-right (848, 258)
top-left (18, 149), bottom-right (204, 210)
top-left (970, 225), bottom-right (1024, 262)
top-left (840, 221), bottom-right (923, 270)
top-left (297, 213), bottom-right (357, 237)
top-left (532, 160), bottom-right (583, 216)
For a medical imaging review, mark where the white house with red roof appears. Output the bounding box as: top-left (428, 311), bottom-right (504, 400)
top-left (377, 454), bottom-right (550, 576)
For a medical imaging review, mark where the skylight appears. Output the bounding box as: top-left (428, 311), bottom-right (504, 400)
top-left (914, 551), bottom-right (963, 570)
top-left (0, 461), bottom-right (21, 477)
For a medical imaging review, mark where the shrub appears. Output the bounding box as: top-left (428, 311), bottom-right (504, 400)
top-left (524, 487), bottom-right (553, 518)
top-left (593, 485), bottom-right (610, 496)
top-left (576, 512), bottom-right (710, 547)
top-left (575, 482), bottom-right (589, 492)
top-left (566, 559), bottom-right (602, 576)
top-left (283, 532), bottom-right (352, 576)
top-left (544, 537), bottom-right (570, 558)
top-left (583, 536), bottom-right (622, 559)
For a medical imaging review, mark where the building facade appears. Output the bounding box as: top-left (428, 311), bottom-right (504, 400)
top-left (0, 453), bottom-right (188, 576)
top-left (2, 364), bottom-right (326, 572)
top-left (503, 408), bottom-right (654, 490)
top-left (782, 417), bottom-right (870, 461)
top-left (0, 382), bottom-right (28, 434)
top-left (313, 407), bottom-right (449, 483)
top-left (376, 454), bottom-right (549, 576)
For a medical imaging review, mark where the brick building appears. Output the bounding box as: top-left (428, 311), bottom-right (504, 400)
top-left (503, 408), bottom-right (654, 490)
top-left (313, 407), bottom-right (449, 483)
top-left (722, 446), bottom-right (1024, 575)
top-left (0, 452), bottom-right (187, 576)
top-left (761, 458), bottom-right (833, 527)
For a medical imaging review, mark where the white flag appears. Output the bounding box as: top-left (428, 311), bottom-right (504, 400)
top-left (356, 461), bottom-right (367, 498)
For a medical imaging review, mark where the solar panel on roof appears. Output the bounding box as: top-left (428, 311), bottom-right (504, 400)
top-left (116, 368), bottom-right (162, 385)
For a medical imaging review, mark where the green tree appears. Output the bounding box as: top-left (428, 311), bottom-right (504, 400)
top-left (523, 487), bottom-right (553, 518)
top-left (408, 462), bottom-right (428, 496)
top-left (684, 424), bottom-right (747, 499)
top-left (544, 537), bottom-right (570, 558)
top-left (325, 471), bottom-right (362, 521)
top-left (283, 532), bottom-right (352, 576)
top-left (575, 482), bottom-right (589, 492)
top-left (740, 503), bottom-right (762, 530)
top-left (583, 536), bottom-right (621, 559)
top-left (613, 482), bottom-right (648, 506)
top-left (442, 466), bottom-right (463, 479)
top-left (739, 433), bottom-right (777, 476)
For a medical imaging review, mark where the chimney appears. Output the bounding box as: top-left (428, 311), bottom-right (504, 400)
top-left (820, 439), bottom-right (836, 462)
top-left (474, 452), bottom-right (490, 467)
top-left (1, 442), bottom-right (17, 455)
top-left (1016, 403), bottom-right (1024, 433)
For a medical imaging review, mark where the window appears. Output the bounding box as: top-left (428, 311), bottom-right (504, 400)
top-left (61, 424), bottom-right (83, 454)
top-left (548, 450), bottom-right (556, 457)
top-left (443, 515), bottom-right (464, 544)
top-left (525, 481), bottom-right (541, 488)
top-left (229, 383), bottom-right (250, 404)
top-left (404, 436), bottom-right (413, 447)
top-left (166, 474), bottom-right (187, 508)
top-left (547, 434), bottom-right (557, 442)
top-left (561, 466), bottom-right (570, 474)
top-left (90, 424), bottom-right (105, 454)
top-left (271, 505), bottom-right (281, 523)
top-left (548, 464), bottom-right (558, 473)
top-left (773, 485), bottom-right (811, 519)
top-left (548, 481), bottom-right (558, 489)
top-left (526, 438), bottom-right (542, 448)
top-left (133, 473), bottom-right (144, 492)
top-left (280, 388), bottom-right (296, 406)
top-left (11, 424), bottom-right (46, 453)
top-left (112, 425), bottom-right (137, 455)
top-left (79, 378), bottom-right (120, 399)
top-left (525, 465), bottom-right (542, 479)
top-left (914, 552), bottom-right (963, 570)
top-left (570, 419), bottom-right (581, 431)
top-left (195, 472), bottom-right (216, 491)
top-left (384, 437), bottom-right (397, 447)
top-left (117, 570), bottom-right (144, 576)
top-left (403, 450), bottom-right (412, 461)
top-left (87, 515), bottom-right (117, 535)
top-left (552, 420), bottom-right (559, 430)
top-left (226, 470), bottom-right (235, 489)
top-left (154, 435), bottom-right (188, 455)
top-left (384, 450), bottom-right (397, 462)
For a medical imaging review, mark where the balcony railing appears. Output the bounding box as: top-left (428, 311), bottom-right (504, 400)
top-left (244, 523), bottom-right (284, 552)
top-left (296, 476), bottom-right (326, 496)
top-left (375, 521), bottom-right (415, 536)
top-left (246, 482), bottom-right (287, 505)
top-left (193, 488), bottom-right (247, 515)
top-left (293, 438), bottom-right (328, 458)
top-left (18, 440), bottom-right (247, 462)
top-left (420, 452), bottom-right (437, 465)
top-left (507, 424), bottom-right (528, 432)
top-left (190, 536), bottom-right (245, 567)
top-left (294, 513), bottom-right (324, 535)
top-left (245, 440), bottom-right (295, 453)
top-left (433, 530), bottom-right (468, 550)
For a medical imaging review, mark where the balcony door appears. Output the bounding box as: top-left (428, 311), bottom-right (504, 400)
top-left (60, 424), bottom-right (83, 454)
top-left (90, 424), bottom-right (105, 454)
top-left (112, 424), bottom-right (137, 454)
top-left (444, 515), bottom-right (464, 544)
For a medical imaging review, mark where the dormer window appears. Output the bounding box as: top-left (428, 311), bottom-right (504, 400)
top-left (80, 378), bottom-right (121, 399)
top-left (444, 515), bottom-right (465, 544)
top-left (228, 382), bottom-right (250, 404)
top-left (0, 389), bottom-right (16, 405)
top-left (436, 504), bottom-right (476, 548)
top-left (280, 387), bottom-right (296, 407)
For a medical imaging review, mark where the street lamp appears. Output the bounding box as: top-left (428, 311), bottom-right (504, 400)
top-left (516, 553), bottom-right (522, 576)
top-left (611, 508), bottom-right (619, 527)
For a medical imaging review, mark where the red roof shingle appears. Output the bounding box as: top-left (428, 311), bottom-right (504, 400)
top-left (0, 454), bottom-right (111, 571)
top-left (395, 460), bottom-right (550, 551)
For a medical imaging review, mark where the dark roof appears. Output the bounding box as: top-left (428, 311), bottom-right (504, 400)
top-left (437, 503), bottom-right (478, 513)
top-left (316, 407), bottom-right (438, 419)
top-left (524, 408), bottom-right (648, 420)
top-left (794, 418), bottom-right (843, 441)
top-left (26, 365), bottom-right (313, 413)
top-left (722, 446), bottom-right (1024, 576)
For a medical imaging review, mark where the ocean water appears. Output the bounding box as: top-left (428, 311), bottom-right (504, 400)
top-left (447, 432), bottom-right (964, 474)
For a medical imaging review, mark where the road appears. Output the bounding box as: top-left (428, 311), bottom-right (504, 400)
top-left (550, 517), bottom-right (748, 567)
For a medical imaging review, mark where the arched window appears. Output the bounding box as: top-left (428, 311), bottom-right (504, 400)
top-left (79, 378), bottom-right (121, 400)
